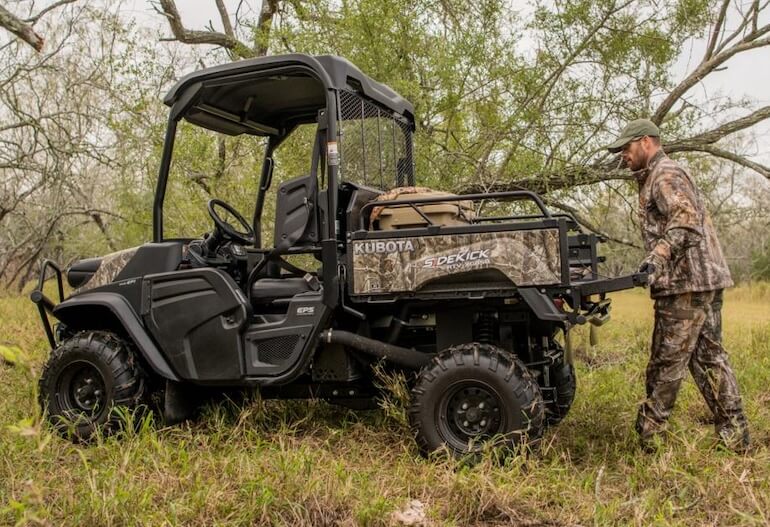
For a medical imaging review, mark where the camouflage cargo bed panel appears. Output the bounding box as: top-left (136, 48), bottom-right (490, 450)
top-left (351, 229), bottom-right (562, 295)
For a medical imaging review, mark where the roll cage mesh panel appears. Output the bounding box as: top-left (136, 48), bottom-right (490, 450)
top-left (338, 90), bottom-right (414, 190)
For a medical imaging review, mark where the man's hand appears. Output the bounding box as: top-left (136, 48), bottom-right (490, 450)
top-left (638, 254), bottom-right (664, 287)
top-left (638, 261), bottom-right (656, 275)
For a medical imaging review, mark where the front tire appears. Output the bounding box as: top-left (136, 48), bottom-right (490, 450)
top-left (38, 331), bottom-right (147, 441)
top-left (408, 343), bottom-right (545, 458)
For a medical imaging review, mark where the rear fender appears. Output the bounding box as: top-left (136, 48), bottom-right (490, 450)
top-left (52, 292), bottom-right (179, 381)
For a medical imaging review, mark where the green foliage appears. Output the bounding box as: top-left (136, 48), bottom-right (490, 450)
top-left (671, 0), bottom-right (713, 34)
top-left (160, 123), bottom-right (263, 240)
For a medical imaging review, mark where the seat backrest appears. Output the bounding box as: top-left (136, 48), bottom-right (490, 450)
top-left (341, 182), bottom-right (383, 232)
top-left (274, 175), bottom-right (318, 248)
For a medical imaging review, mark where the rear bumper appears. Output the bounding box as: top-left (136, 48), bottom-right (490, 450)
top-left (520, 272), bottom-right (648, 325)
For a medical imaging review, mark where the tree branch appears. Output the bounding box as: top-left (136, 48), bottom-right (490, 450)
top-left (653, 28), bottom-right (770, 123)
top-left (667, 105), bottom-right (770, 148)
top-left (713, 1), bottom-right (766, 55)
top-left (215, 0), bottom-right (235, 38)
top-left (157, 0), bottom-right (255, 59)
top-left (667, 144), bottom-right (770, 180)
top-left (254, 0), bottom-right (280, 56)
top-left (458, 163), bottom-right (636, 195)
top-left (470, 104), bottom-right (770, 196)
top-left (704, 0), bottom-right (731, 60)
top-left (0, 4), bottom-right (44, 51)
top-left (23, 0), bottom-right (78, 24)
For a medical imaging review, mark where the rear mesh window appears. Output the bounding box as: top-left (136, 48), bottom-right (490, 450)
top-left (338, 90), bottom-right (414, 190)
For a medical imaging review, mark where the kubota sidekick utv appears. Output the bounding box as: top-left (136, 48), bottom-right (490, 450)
top-left (31, 54), bottom-right (645, 457)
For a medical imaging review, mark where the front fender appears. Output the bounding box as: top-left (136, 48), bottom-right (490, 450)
top-left (53, 292), bottom-right (179, 381)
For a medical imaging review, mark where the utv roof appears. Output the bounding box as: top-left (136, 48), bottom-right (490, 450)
top-left (163, 54), bottom-right (415, 136)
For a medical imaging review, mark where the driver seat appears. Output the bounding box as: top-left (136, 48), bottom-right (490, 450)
top-left (249, 174), bottom-right (320, 307)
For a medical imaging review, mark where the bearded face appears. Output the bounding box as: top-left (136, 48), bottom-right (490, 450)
top-left (621, 138), bottom-right (647, 172)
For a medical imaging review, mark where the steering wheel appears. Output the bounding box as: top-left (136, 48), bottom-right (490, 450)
top-left (206, 199), bottom-right (256, 245)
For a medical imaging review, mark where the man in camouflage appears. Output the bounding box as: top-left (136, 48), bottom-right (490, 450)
top-left (607, 119), bottom-right (749, 452)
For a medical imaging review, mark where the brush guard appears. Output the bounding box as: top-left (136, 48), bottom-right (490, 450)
top-left (29, 259), bottom-right (65, 349)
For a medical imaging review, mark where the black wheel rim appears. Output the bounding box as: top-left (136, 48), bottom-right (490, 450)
top-left (56, 360), bottom-right (107, 419)
top-left (438, 381), bottom-right (505, 451)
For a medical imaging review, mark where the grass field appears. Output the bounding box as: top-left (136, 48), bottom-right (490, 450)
top-left (1, 285), bottom-right (769, 526)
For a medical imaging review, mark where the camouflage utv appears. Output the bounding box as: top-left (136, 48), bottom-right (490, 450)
top-left (31, 54), bottom-right (645, 458)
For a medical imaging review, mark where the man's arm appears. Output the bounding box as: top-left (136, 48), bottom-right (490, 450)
top-left (646, 166), bottom-right (703, 268)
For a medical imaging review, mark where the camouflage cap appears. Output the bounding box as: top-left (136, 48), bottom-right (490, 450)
top-left (606, 118), bottom-right (660, 153)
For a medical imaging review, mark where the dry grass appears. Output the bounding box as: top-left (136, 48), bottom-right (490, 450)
top-left (1, 285), bottom-right (769, 526)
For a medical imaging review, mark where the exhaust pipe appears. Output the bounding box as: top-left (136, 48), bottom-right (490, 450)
top-left (320, 329), bottom-right (432, 369)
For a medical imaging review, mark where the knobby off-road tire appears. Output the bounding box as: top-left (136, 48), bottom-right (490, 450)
top-left (38, 331), bottom-right (148, 441)
top-left (408, 343), bottom-right (545, 459)
top-left (545, 360), bottom-right (576, 426)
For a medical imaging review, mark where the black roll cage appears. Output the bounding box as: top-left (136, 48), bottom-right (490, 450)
top-left (152, 63), bottom-right (339, 246)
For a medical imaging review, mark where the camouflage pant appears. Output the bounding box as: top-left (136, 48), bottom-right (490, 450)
top-left (636, 290), bottom-right (748, 441)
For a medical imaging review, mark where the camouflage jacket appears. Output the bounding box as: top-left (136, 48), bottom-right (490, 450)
top-left (639, 150), bottom-right (733, 298)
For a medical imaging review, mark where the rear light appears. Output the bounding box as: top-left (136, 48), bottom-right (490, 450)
top-left (553, 298), bottom-right (565, 310)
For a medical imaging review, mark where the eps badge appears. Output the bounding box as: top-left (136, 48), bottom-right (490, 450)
top-left (296, 306), bottom-right (315, 316)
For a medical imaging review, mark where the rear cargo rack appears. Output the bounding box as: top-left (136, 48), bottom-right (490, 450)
top-left (348, 187), bottom-right (649, 310)
top-left (30, 259), bottom-right (65, 349)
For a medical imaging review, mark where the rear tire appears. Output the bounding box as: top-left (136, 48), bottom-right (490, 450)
top-left (408, 342), bottom-right (545, 459)
top-left (38, 331), bottom-right (147, 441)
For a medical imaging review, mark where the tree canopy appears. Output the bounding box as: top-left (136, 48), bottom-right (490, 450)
top-left (1, 0), bottom-right (769, 288)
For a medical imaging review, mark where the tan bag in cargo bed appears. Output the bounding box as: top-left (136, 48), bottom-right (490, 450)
top-left (369, 187), bottom-right (475, 230)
